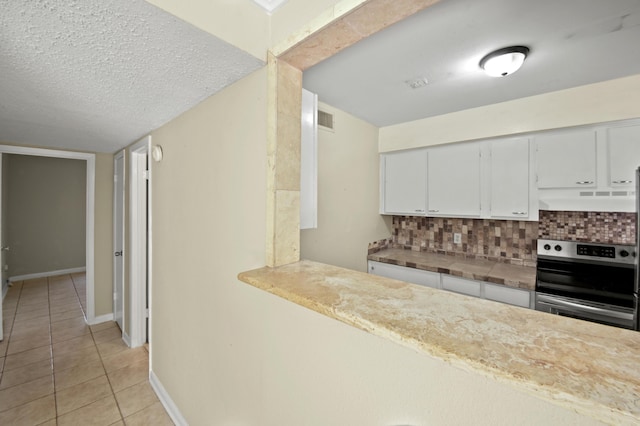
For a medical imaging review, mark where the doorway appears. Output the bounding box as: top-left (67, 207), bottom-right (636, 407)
top-left (0, 145), bottom-right (96, 342)
top-left (114, 150), bottom-right (125, 332)
top-left (129, 136), bottom-right (151, 348)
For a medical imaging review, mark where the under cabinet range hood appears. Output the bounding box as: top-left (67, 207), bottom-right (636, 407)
top-left (538, 190), bottom-right (635, 212)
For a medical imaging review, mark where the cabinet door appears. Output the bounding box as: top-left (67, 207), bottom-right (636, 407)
top-left (381, 149), bottom-right (427, 215)
top-left (607, 125), bottom-right (640, 187)
top-left (535, 130), bottom-right (596, 188)
top-left (441, 275), bottom-right (481, 297)
top-left (368, 261), bottom-right (440, 289)
top-left (427, 143), bottom-right (481, 217)
top-left (484, 283), bottom-right (530, 308)
top-left (490, 138), bottom-right (530, 219)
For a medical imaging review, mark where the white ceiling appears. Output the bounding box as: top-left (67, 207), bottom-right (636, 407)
top-left (303, 0), bottom-right (640, 127)
top-left (0, 0), bottom-right (264, 153)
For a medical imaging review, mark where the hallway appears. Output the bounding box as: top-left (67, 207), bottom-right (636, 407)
top-left (0, 273), bottom-right (173, 425)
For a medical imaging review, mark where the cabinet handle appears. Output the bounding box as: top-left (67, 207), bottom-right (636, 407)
top-left (575, 181), bottom-right (594, 185)
top-left (512, 211), bottom-right (527, 215)
top-left (428, 209), bottom-right (439, 212)
top-left (414, 209), bottom-right (425, 212)
top-left (612, 180), bottom-right (632, 184)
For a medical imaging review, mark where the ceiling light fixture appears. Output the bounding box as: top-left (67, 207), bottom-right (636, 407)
top-left (479, 46), bottom-right (529, 77)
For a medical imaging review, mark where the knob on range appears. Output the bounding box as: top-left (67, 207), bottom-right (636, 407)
top-left (554, 245), bottom-right (562, 252)
top-left (619, 250), bottom-right (629, 257)
top-left (543, 244), bottom-right (551, 250)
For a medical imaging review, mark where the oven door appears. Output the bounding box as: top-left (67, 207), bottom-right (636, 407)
top-left (536, 257), bottom-right (635, 308)
top-left (535, 293), bottom-right (635, 329)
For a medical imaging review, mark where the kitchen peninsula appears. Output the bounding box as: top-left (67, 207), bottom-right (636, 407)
top-left (239, 260), bottom-right (640, 425)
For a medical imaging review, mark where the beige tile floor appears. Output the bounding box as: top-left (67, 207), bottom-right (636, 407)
top-left (0, 273), bottom-right (173, 425)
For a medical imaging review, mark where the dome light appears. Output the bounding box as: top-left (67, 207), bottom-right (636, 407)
top-left (479, 46), bottom-right (530, 77)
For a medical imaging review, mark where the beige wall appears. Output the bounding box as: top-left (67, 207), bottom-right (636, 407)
top-left (379, 74), bottom-right (640, 152)
top-left (244, 287), bottom-right (603, 425)
top-left (94, 153), bottom-right (114, 317)
top-left (300, 102), bottom-right (391, 272)
top-left (150, 68), bottom-right (268, 423)
top-left (6, 155), bottom-right (86, 277)
top-left (145, 0), bottom-right (269, 59)
top-left (269, 0), bottom-right (352, 49)
top-left (144, 0), bottom-right (350, 59)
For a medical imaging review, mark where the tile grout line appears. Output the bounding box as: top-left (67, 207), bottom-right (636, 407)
top-left (0, 280), bottom-right (56, 418)
top-left (72, 272), bottom-right (127, 424)
top-left (47, 276), bottom-right (58, 423)
top-left (0, 281), bottom-right (20, 398)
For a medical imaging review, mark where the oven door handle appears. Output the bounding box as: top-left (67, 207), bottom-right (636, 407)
top-left (536, 294), bottom-right (634, 320)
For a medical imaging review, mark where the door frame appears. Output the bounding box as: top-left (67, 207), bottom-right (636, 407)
top-left (113, 150), bottom-right (126, 333)
top-left (129, 136), bottom-right (151, 348)
top-left (0, 144), bottom-right (96, 322)
top-left (0, 153), bottom-right (3, 341)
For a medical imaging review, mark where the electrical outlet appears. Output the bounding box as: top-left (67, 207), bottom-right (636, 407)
top-left (454, 233), bottom-right (462, 244)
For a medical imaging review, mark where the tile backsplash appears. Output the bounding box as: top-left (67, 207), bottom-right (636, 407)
top-left (380, 211), bottom-right (637, 265)
top-left (538, 210), bottom-right (635, 244)
top-left (390, 216), bottom-right (537, 266)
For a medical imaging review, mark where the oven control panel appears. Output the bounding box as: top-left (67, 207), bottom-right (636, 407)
top-left (538, 239), bottom-right (636, 265)
top-left (576, 244), bottom-right (616, 258)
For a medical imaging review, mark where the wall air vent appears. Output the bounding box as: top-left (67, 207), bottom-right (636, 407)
top-left (579, 192), bottom-right (594, 196)
top-left (318, 110), bottom-right (334, 130)
top-left (596, 191), bottom-right (610, 196)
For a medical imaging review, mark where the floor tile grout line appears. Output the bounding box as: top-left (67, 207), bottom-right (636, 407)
top-left (2, 281), bottom-right (22, 358)
top-left (91, 321), bottom-right (126, 423)
top-left (70, 273), bottom-right (87, 320)
top-left (47, 276), bottom-right (59, 423)
top-left (60, 273), bottom-right (124, 424)
top-left (0, 280), bottom-right (55, 418)
top-left (0, 281), bottom-right (19, 395)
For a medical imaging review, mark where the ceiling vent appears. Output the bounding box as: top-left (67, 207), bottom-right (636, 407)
top-left (318, 110), bottom-right (334, 130)
top-left (405, 78), bottom-right (428, 89)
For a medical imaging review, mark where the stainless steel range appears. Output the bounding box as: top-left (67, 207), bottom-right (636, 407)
top-left (535, 239), bottom-right (637, 330)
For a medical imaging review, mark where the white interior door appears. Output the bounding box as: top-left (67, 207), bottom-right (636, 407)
top-left (130, 136), bottom-right (150, 348)
top-left (114, 151), bottom-right (125, 331)
top-left (0, 152), bottom-right (4, 341)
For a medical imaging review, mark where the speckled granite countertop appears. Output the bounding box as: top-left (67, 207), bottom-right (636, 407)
top-left (368, 248), bottom-right (536, 290)
top-left (239, 260), bottom-right (640, 425)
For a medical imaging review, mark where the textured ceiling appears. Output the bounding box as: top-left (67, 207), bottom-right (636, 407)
top-left (303, 0), bottom-right (640, 127)
top-left (0, 0), bottom-right (264, 153)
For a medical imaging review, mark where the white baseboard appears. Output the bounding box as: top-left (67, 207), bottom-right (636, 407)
top-left (149, 370), bottom-right (188, 426)
top-left (122, 332), bottom-right (131, 347)
top-left (9, 267), bottom-right (87, 282)
top-left (87, 313), bottom-right (114, 325)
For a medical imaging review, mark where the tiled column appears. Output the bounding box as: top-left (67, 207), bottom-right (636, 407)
top-left (266, 53), bottom-right (302, 267)
top-left (265, 0), bottom-right (443, 267)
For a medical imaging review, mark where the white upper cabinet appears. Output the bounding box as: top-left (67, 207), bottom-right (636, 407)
top-left (300, 89), bottom-right (318, 229)
top-left (607, 124), bottom-right (640, 187)
top-left (489, 138), bottom-right (531, 219)
top-left (427, 143), bottom-right (481, 217)
top-left (535, 129), bottom-right (597, 189)
top-left (380, 149), bottom-right (427, 215)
